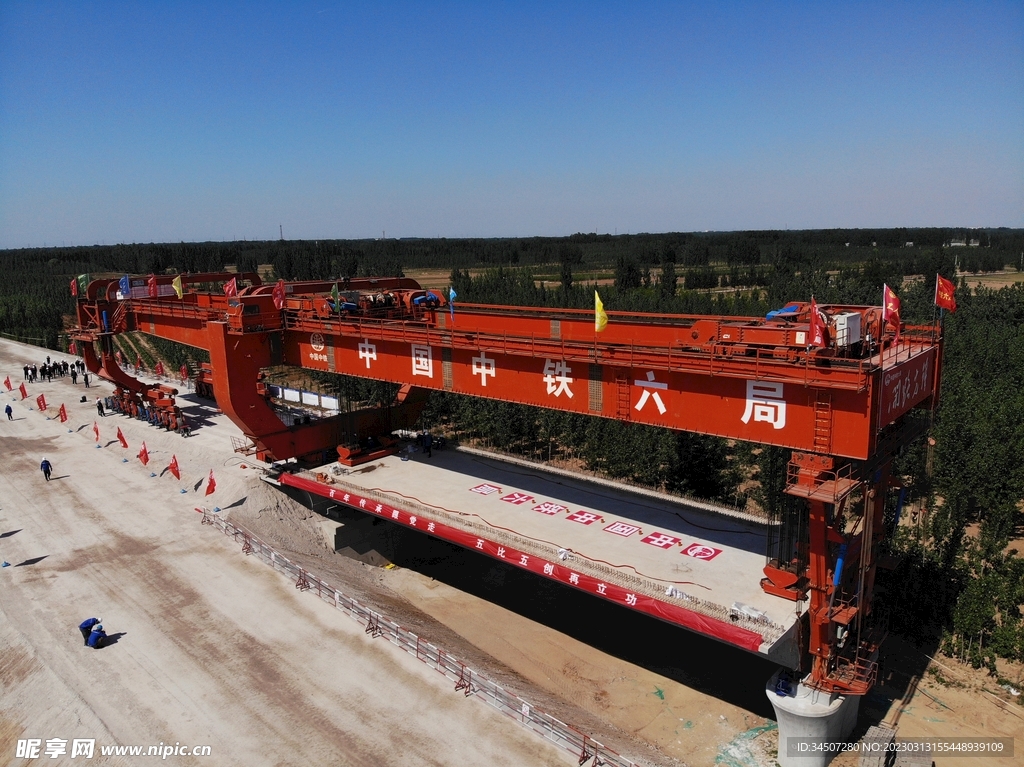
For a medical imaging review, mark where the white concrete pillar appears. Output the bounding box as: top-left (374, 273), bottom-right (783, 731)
top-left (766, 669), bottom-right (861, 767)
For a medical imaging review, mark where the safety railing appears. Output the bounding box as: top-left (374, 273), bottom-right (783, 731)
top-left (199, 509), bottom-right (639, 767)
top-left (282, 312), bottom-right (886, 391)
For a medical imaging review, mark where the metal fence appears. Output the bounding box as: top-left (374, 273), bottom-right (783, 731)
top-left (199, 509), bottom-right (640, 767)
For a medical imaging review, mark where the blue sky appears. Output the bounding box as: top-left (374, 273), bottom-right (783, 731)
top-left (1, 1), bottom-right (1021, 247)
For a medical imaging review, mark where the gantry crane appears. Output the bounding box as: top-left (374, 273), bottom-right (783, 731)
top-left (72, 272), bottom-right (942, 696)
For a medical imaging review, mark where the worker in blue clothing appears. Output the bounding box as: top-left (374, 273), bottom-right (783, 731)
top-left (78, 617), bottom-right (101, 645)
top-left (40, 458), bottom-right (53, 481)
top-left (87, 624), bottom-right (108, 649)
top-left (5, 404), bottom-right (11, 420)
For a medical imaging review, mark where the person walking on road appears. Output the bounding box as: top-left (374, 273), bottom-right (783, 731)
top-left (83, 372), bottom-right (90, 388)
top-left (71, 368), bottom-right (77, 384)
top-left (40, 458), bottom-right (52, 481)
top-left (96, 398), bottom-right (105, 417)
top-left (5, 404), bottom-right (11, 420)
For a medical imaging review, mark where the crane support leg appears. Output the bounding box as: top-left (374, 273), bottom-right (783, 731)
top-left (205, 323), bottom-right (429, 462)
top-left (82, 335), bottom-right (159, 403)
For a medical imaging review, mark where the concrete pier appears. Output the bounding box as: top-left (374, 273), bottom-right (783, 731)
top-left (767, 669), bottom-right (860, 767)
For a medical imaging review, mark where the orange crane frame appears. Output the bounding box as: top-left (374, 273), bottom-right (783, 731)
top-left (72, 272), bottom-right (942, 695)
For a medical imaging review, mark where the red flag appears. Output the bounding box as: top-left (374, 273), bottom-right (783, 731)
top-left (3, 376), bottom-right (10, 391)
top-left (69, 341), bottom-right (78, 356)
top-left (138, 442), bottom-right (149, 466)
top-left (93, 421), bottom-right (100, 442)
top-left (36, 394), bottom-right (46, 411)
top-left (115, 350), bottom-right (124, 365)
top-left (179, 364), bottom-right (189, 381)
top-left (147, 274), bottom-right (158, 298)
top-left (935, 274), bottom-right (957, 313)
top-left (168, 455), bottom-right (181, 480)
top-left (136, 354), bottom-right (143, 370)
top-left (70, 277), bottom-right (78, 297)
top-left (882, 284), bottom-right (902, 344)
top-left (155, 361), bottom-right (165, 377)
top-left (224, 277), bottom-right (238, 297)
top-left (19, 382), bottom-right (27, 399)
top-left (205, 470), bottom-right (217, 496)
top-left (272, 279), bottom-right (286, 310)
top-left (808, 297), bottom-right (827, 348)
top-left (117, 427), bottom-right (128, 449)
top-left (58, 404), bottom-right (67, 423)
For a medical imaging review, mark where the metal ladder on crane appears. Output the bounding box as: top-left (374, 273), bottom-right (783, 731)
top-left (813, 390), bottom-right (832, 453)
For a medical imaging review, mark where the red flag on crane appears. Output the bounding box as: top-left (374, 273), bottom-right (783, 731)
top-left (272, 279), bottom-right (286, 310)
top-left (808, 297), bottom-right (827, 348)
top-left (224, 277), bottom-right (238, 297)
top-left (116, 427), bottom-right (128, 449)
top-left (58, 404), bottom-right (68, 423)
top-left (19, 383), bottom-right (28, 400)
top-left (138, 442), bottom-right (149, 466)
top-left (882, 284), bottom-right (902, 344)
top-left (168, 455), bottom-right (181, 480)
top-left (36, 394), bottom-right (46, 412)
top-left (935, 274), bottom-right (957, 313)
top-left (93, 421), bottom-right (100, 442)
top-left (3, 376), bottom-right (10, 391)
top-left (205, 470), bottom-right (217, 496)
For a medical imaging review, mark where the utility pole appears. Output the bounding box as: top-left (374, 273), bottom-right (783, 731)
top-left (279, 224), bottom-right (283, 241)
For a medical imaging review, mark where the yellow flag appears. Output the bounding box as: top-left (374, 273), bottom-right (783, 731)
top-left (595, 290), bottom-right (608, 333)
top-left (172, 275), bottom-right (183, 299)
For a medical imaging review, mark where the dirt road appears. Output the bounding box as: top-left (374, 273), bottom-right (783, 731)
top-left (0, 338), bottom-right (573, 767)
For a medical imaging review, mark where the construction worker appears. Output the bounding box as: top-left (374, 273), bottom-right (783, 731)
top-left (78, 617), bottom-right (101, 645)
top-left (96, 397), bottom-right (105, 417)
top-left (5, 404), bottom-right (11, 420)
top-left (40, 458), bottom-right (52, 481)
top-left (87, 624), bottom-right (108, 649)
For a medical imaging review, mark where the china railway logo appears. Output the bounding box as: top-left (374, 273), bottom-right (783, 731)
top-left (681, 543), bottom-right (722, 561)
top-left (310, 333), bottom-right (325, 352)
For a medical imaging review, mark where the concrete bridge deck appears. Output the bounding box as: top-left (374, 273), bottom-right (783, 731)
top-left (282, 446), bottom-right (802, 667)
